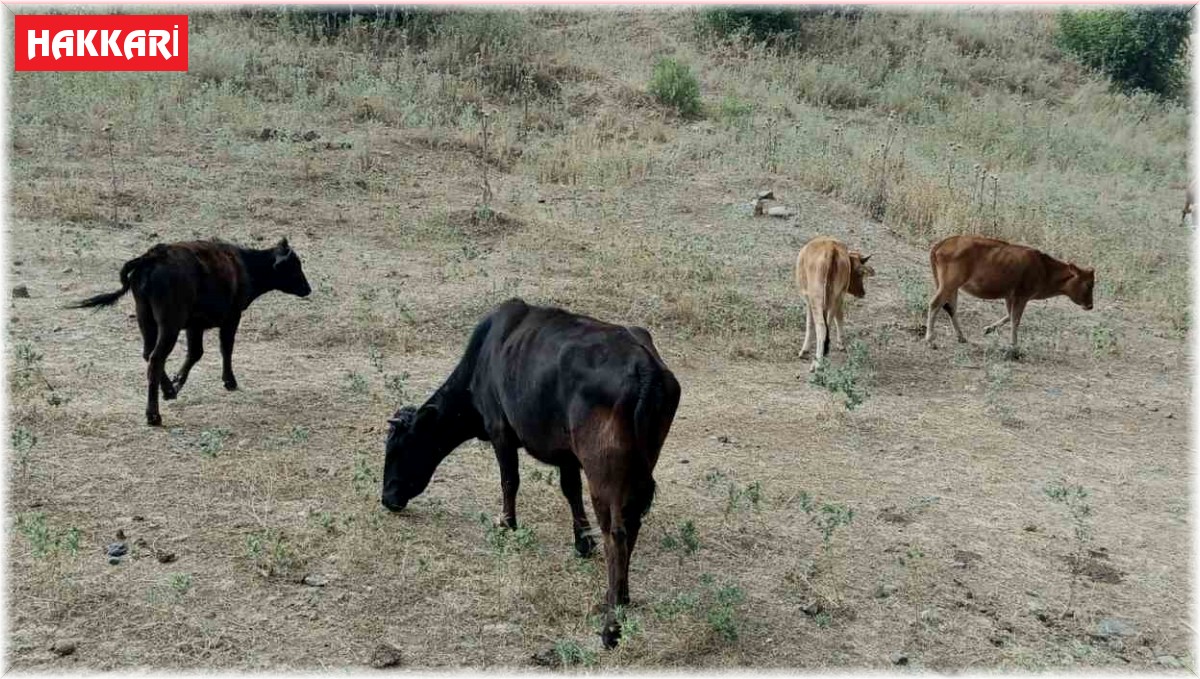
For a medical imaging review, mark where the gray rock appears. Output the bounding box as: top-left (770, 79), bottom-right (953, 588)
top-left (1093, 618), bottom-right (1138, 639)
top-left (105, 542), bottom-right (128, 558)
top-left (1156, 655), bottom-right (1184, 669)
top-left (50, 639), bottom-right (77, 656)
top-left (874, 583), bottom-right (898, 599)
top-left (369, 643), bottom-right (402, 668)
top-left (766, 206), bottom-right (795, 218)
top-left (302, 573), bottom-right (329, 587)
top-left (756, 190), bottom-right (775, 200)
top-left (11, 285), bottom-right (29, 299)
top-left (889, 651), bottom-right (908, 666)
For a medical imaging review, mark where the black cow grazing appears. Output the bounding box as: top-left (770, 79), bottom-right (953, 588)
top-left (382, 298), bottom-right (681, 649)
top-left (70, 238), bottom-right (311, 426)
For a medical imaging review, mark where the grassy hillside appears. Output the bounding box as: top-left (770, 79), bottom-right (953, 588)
top-left (7, 8), bottom-right (1191, 670)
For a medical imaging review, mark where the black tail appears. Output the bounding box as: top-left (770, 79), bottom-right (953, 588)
top-left (630, 363), bottom-right (680, 517)
top-left (67, 255), bottom-right (147, 309)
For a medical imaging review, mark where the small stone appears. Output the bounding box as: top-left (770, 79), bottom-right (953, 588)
top-left (60, 267), bottom-right (73, 274)
top-left (1156, 655), bottom-right (1183, 668)
top-left (531, 648), bottom-right (561, 667)
top-left (302, 573), bottom-right (329, 587)
top-left (11, 285), bottom-right (29, 299)
top-left (483, 622), bottom-right (520, 637)
top-left (156, 551), bottom-right (177, 564)
top-left (369, 643), bottom-right (402, 668)
top-left (1094, 618), bottom-right (1138, 639)
top-left (50, 640), bottom-right (77, 656)
top-left (132, 515), bottom-right (145, 522)
top-left (716, 435), bottom-right (731, 444)
top-left (874, 583), bottom-right (898, 599)
top-left (1023, 524), bottom-right (1039, 532)
top-left (801, 601), bottom-right (823, 616)
top-left (889, 651), bottom-right (908, 666)
top-left (756, 190), bottom-right (775, 200)
top-left (106, 542), bottom-right (128, 558)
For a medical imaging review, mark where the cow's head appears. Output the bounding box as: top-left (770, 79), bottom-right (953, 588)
top-left (848, 253), bottom-right (875, 298)
top-left (271, 238), bottom-right (312, 298)
top-left (381, 404), bottom-right (445, 512)
top-left (1064, 263), bottom-right (1095, 310)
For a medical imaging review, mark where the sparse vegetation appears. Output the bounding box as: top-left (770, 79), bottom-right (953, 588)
top-left (15, 513), bottom-right (80, 558)
top-left (1044, 478), bottom-right (1094, 614)
top-left (197, 427), bottom-right (231, 458)
top-left (809, 339), bottom-right (871, 410)
top-left (1057, 8), bottom-right (1191, 98)
top-left (6, 6), bottom-right (1189, 671)
top-left (648, 58), bottom-right (703, 118)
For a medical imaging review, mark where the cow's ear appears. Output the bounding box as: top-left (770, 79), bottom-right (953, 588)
top-left (859, 254), bottom-right (871, 265)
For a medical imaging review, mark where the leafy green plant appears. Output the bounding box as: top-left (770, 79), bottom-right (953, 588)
top-left (1044, 478), bottom-right (1094, 613)
top-left (809, 339), bottom-right (871, 410)
top-left (660, 519), bottom-right (701, 556)
top-left (344, 371), bottom-right (369, 395)
top-left (813, 503), bottom-right (855, 551)
top-left (289, 426), bottom-right (311, 444)
top-left (383, 372), bottom-right (410, 405)
top-left (352, 451), bottom-right (378, 498)
top-left (725, 480), bottom-right (764, 514)
top-left (169, 573), bottom-right (193, 595)
top-left (649, 58), bottom-right (702, 118)
top-left (16, 513), bottom-right (80, 558)
top-left (1090, 322), bottom-right (1118, 355)
top-left (551, 639), bottom-right (597, 667)
top-left (478, 513), bottom-right (539, 556)
top-left (245, 528), bottom-right (301, 578)
top-left (1057, 8), bottom-right (1191, 97)
top-left (197, 427), bottom-right (231, 458)
top-left (11, 427), bottom-right (37, 477)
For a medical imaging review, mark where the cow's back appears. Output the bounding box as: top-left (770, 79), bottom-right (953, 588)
top-left (933, 235), bottom-right (1044, 299)
top-left (469, 300), bottom-right (668, 457)
top-left (796, 237), bottom-right (850, 306)
top-left (131, 241), bottom-right (248, 325)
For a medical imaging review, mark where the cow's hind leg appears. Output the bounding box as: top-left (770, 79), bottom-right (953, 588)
top-left (944, 291), bottom-right (967, 343)
top-left (810, 305), bottom-right (829, 372)
top-left (172, 327), bottom-right (204, 394)
top-left (1007, 298), bottom-right (1028, 359)
top-left (559, 459), bottom-right (597, 558)
top-left (832, 301), bottom-right (846, 351)
top-left (146, 323), bottom-right (180, 426)
top-left (984, 299), bottom-right (1013, 335)
top-left (799, 303), bottom-right (815, 359)
top-left (925, 282), bottom-right (960, 345)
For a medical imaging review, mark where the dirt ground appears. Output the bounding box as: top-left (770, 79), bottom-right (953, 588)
top-left (5, 10), bottom-right (1192, 672)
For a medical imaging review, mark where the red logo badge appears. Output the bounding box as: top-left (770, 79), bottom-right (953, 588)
top-left (15, 15), bottom-right (188, 72)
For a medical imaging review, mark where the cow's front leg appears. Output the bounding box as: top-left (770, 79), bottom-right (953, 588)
top-left (559, 460), bottom-right (596, 557)
top-left (219, 316), bottom-right (241, 391)
top-left (492, 440), bottom-right (520, 529)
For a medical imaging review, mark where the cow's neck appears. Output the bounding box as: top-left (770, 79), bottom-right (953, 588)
top-left (423, 383), bottom-right (485, 458)
top-left (238, 247), bottom-right (279, 305)
top-left (1040, 253), bottom-right (1073, 298)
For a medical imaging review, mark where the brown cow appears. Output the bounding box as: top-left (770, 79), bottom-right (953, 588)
top-left (794, 236), bottom-right (875, 371)
top-left (70, 238), bottom-right (311, 426)
top-left (924, 235), bottom-right (1094, 352)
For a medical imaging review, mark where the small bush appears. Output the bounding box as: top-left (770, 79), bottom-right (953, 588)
top-left (697, 8), bottom-right (799, 42)
top-left (809, 339), bottom-right (871, 410)
top-left (649, 58), bottom-right (703, 118)
top-left (1057, 8), bottom-right (1191, 97)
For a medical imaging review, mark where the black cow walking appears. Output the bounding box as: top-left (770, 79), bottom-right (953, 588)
top-left (70, 238), bottom-right (311, 426)
top-left (382, 298), bottom-right (681, 648)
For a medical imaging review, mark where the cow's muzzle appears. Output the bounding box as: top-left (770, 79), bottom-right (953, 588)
top-left (381, 496), bottom-right (408, 513)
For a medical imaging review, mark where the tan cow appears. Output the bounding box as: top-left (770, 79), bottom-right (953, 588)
top-left (794, 237), bottom-right (875, 371)
top-left (924, 235), bottom-right (1094, 351)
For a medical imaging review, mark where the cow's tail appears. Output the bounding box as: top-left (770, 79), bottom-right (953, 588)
top-left (67, 254), bottom-right (152, 309)
top-left (929, 245), bottom-right (953, 315)
top-left (628, 363), bottom-right (679, 518)
top-left (816, 253), bottom-right (840, 357)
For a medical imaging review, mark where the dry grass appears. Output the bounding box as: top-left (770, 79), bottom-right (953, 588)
top-left (6, 7), bottom-right (1191, 671)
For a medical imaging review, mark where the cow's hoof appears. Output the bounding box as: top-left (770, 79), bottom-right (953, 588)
top-left (223, 379), bottom-right (238, 392)
top-left (146, 412), bottom-right (162, 427)
top-left (574, 533), bottom-right (598, 558)
top-left (161, 384), bottom-right (178, 400)
top-left (600, 621), bottom-right (621, 649)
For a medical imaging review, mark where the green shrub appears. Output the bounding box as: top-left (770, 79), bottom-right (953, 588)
top-left (1057, 8), bottom-right (1191, 97)
top-left (649, 58), bottom-right (703, 118)
top-left (696, 7), bottom-right (863, 44)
